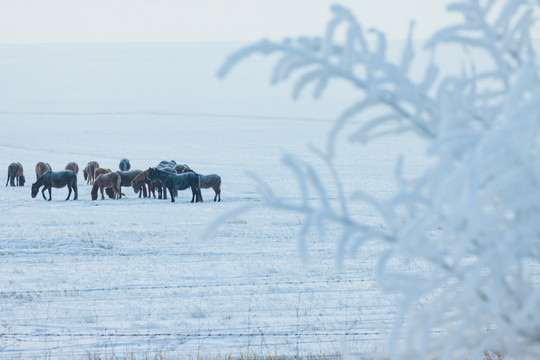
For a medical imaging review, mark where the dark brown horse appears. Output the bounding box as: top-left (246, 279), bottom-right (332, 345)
top-left (31, 170), bottom-right (78, 201)
top-left (93, 168), bottom-right (113, 197)
top-left (65, 162), bottom-right (79, 174)
top-left (91, 172), bottom-right (121, 200)
top-left (83, 161), bottom-right (99, 184)
top-left (116, 170), bottom-right (142, 198)
top-left (6, 162), bottom-right (25, 187)
top-left (35, 162), bottom-right (52, 180)
top-left (176, 165), bottom-right (222, 202)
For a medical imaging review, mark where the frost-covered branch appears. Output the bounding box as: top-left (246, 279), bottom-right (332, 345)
top-left (219, 0), bottom-right (540, 358)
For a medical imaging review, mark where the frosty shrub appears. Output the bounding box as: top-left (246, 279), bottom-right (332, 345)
top-left (218, 0), bottom-right (540, 358)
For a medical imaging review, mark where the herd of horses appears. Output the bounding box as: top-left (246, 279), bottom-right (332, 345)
top-left (5, 158), bottom-right (221, 203)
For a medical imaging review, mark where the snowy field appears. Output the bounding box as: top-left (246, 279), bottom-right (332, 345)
top-left (0, 43), bottom-right (429, 358)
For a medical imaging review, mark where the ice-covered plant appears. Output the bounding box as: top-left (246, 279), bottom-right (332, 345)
top-left (218, 0), bottom-right (540, 358)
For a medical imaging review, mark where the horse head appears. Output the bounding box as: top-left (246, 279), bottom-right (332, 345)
top-left (31, 183), bottom-right (39, 198)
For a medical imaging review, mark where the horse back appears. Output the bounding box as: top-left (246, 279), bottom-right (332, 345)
top-left (49, 170), bottom-right (76, 188)
top-left (117, 170), bottom-right (142, 186)
top-left (199, 174), bottom-right (220, 188)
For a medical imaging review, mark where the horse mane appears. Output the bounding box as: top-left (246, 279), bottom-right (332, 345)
top-left (131, 169), bottom-right (149, 186)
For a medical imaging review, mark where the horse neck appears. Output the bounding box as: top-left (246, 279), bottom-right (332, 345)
top-left (133, 171), bottom-right (148, 185)
top-left (91, 177), bottom-right (101, 196)
top-left (35, 174), bottom-right (46, 186)
top-left (155, 169), bottom-right (171, 180)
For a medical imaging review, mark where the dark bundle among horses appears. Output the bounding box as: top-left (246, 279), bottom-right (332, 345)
top-left (6, 162), bottom-right (25, 187)
top-left (119, 158), bottom-right (131, 171)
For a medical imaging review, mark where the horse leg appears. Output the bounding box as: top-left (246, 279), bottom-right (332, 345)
top-left (66, 184), bottom-right (72, 200)
top-left (73, 181), bottom-right (78, 200)
top-left (42, 187), bottom-right (47, 200)
top-left (47, 187), bottom-right (52, 201)
top-left (168, 186), bottom-right (175, 202)
top-left (163, 185), bottom-right (167, 200)
top-left (191, 188), bottom-right (195, 203)
top-left (5, 172), bottom-right (9, 186)
top-left (100, 186), bottom-right (105, 200)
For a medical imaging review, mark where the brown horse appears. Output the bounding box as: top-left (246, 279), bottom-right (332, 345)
top-left (93, 168), bottom-right (116, 198)
top-left (91, 172), bottom-right (121, 200)
top-left (116, 170), bottom-right (142, 198)
top-left (131, 169), bottom-right (155, 198)
top-left (31, 170), bottom-right (78, 201)
top-left (35, 162), bottom-right (52, 180)
top-left (6, 162), bottom-right (25, 187)
top-left (65, 162), bottom-right (79, 175)
top-left (176, 165), bottom-right (222, 202)
top-left (83, 161), bottom-right (99, 185)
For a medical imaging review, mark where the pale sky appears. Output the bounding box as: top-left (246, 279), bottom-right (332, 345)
top-left (0, 0), bottom-right (457, 44)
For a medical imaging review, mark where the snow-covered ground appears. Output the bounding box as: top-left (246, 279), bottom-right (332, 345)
top-left (0, 42), bottom-right (429, 358)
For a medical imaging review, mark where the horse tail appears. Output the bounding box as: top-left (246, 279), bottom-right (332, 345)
top-left (116, 173), bottom-right (122, 199)
top-left (6, 167), bottom-right (11, 186)
top-left (83, 168), bottom-right (88, 182)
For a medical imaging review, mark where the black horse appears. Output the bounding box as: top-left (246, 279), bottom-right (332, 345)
top-left (31, 170), bottom-right (78, 201)
top-left (147, 167), bottom-right (202, 203)
top-left (119, 158), bottom-right (131, 171)
top-left (154, 161), bottom-right (177, 200)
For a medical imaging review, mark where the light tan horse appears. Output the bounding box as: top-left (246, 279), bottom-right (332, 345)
top-left (35, 162), bottom-right (52, 180)
top-left (65, 162), bottom-right (79, 175)
top-left (83, 161), bottom-right (99, 184)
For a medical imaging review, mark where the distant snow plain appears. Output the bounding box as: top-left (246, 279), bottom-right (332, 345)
top-left (0, 42), bottom-right (429, 358)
